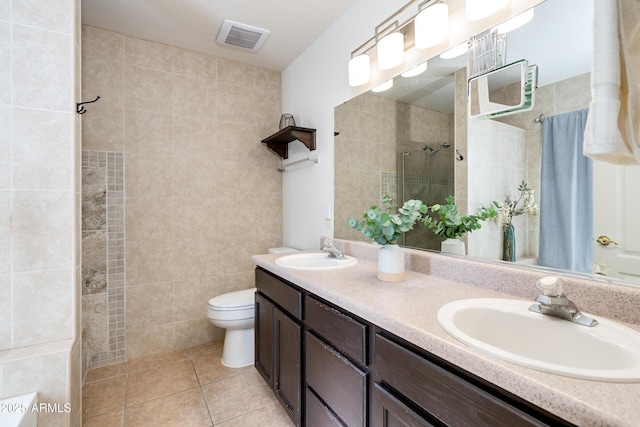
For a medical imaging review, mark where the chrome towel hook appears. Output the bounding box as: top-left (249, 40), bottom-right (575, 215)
top-left (76, 95), bottom-right (101, 114)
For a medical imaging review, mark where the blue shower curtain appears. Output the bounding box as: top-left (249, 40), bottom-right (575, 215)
top-left (539, 109), bottom-right (593, 273)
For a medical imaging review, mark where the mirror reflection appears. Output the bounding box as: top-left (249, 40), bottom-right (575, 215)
top-left (334, 0), bottom-right (640, 287)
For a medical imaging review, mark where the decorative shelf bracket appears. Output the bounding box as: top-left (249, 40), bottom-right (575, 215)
top-left (261, 126), bottom-right (316, 159)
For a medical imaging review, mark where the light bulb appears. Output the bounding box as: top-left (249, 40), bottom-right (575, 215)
top-left (401, 62), bottom-right (427, 78)
top-left (465, 0), bottom-right (509, 21)
top-left (440, 42), bottom-right (468, 59)
top-left (494, 8), bottom-right (534, 34)
top-left (371, 79), bottom-right (393, 92)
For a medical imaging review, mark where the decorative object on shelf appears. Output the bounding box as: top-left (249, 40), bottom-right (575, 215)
top-left (422, 196), bottom-right (497, 255)
top-left (348, 194), bottom-right (428, 282)
top-left (279, 113), bottom-right (296, 130)
top-left (493, 180), bottom-right (538, 262)
top-left (76, 95), bottom-right (100, 114)
top-left (261, 126), bottom-right (316, 159)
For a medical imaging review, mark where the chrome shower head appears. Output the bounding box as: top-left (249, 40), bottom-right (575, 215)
top-left (428, 142), bottom-right (451, 156)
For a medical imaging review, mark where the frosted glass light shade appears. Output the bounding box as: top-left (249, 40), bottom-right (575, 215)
top-left (415, 3), bottom-right (449, 49)
top-left (440, 42), bottom-right (467, 59)
top-left (465, 0), bottom-right (509, 21)
top-left (348, 54), bottom-right (370, 86)
top-left (494, 8), bottom-right (534, 33)
top-left (371, 79), bottom-right (393, 92)
top-left (377, 32), bottom-right (404, 70)
top-left (401, 62), bottom-right (427, 78)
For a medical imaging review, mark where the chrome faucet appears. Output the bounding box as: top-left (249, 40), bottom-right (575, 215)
top-left (528, 276), bottom-right (598, 327)
top-left (322, 237), bottom-right (347, 260)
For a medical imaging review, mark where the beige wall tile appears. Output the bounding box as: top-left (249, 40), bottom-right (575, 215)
top-left (125, 36), bottom-right (174, 72)
top-left (124, 65), bottom-right (173, 114)
top-left (174, 317), bottom-right (221, 349)
top-left (174, 48), bottom-right (217, 80)
top-left (81, 104), bottom-right (124, 152)
top-left (82, 294), bottom-right (108, 355)
top-left (217, 83), bottom-right (255, 124)
top-left (126, 197), bottom-right (175, 241)
top-left (82, 58), bottom-right (124, 109)
top-left (126, 281), bottom-right (175, 330)
top-left (3, 351), bottom-right (70, 405)
top-left (12, 0), bottom-right (73, 33)
top-left (173, 238), bottom-right (218, 279)
top-left (125, 109), bottom-right (173, 155)
top-left (13, 269), bottom-right (73, 346)
top-left (125, 323), bottom-right (175, 360)
top-left (173, 74), bottom-right (216, 117)
top-left (82, 26), bottom-right (124, 63)
top-left (217, 58), bottom-right (258, 87)
top-left (125, 239), bottom-right (174, 286)
top-left (125, 153), bottom-right (174, 198)
top-left (174, 116), bottom-right (217, 156)
top-left (12, 24), bottom-right (72, 111)
top-left (172, 197), bottom-right (218, 240)
top-left (12, 108), bottom-right (73, 190)
top-left (173, 155), bottom-right (217, 198)
top-left (11, 190), bottom-right (73, 272)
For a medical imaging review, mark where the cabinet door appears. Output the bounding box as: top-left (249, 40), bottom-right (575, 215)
top-left (255, 293), bottom-right (274, 387)
top-left (275, 308), bottom-right (302, 426)
top-left (372, 383), bottom-right (434, 427)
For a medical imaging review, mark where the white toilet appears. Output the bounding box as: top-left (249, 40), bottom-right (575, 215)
top-left (207, 247), bottom-right (298, 368)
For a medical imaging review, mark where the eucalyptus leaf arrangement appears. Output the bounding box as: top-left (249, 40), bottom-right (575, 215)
top-left (421, 196), bottom-right (498, 239)
top-left (347, 194), bottom-right (428, 245)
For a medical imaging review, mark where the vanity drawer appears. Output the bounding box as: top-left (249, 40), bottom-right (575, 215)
top-left (306, 332), bottom-right (367, 427)
top-left (373, 333), bottom-right (550, 427)
top-left (255, 268), bottom-right (302, 321)
top-left (305, 387), bottom-right (345, 427)
top-left (305, 296), bottom-right (367, 365)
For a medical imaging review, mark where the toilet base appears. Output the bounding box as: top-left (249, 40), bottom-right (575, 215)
top-left (221, 327), bottom-right (255, 368)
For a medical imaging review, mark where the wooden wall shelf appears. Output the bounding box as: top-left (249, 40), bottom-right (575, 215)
top-left (262, 126), bottom-right (316, 159)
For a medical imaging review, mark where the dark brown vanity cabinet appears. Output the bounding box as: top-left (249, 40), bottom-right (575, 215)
top-left (304, 296), bottom-right (369, 427)
top-left (255, 268), bottom-right (303, 426)
top-left (255, 267), bottom-right (574, 427)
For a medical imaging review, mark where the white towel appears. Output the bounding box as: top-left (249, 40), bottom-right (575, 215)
top-left (583, 0), bottom-right (640, 165)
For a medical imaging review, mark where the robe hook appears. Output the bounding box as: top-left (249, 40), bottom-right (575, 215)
top-left (76, 95), bottom-right (101, 114)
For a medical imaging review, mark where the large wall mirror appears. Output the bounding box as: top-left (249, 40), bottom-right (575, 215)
top-left (334, 0), bottom-right (640, 287)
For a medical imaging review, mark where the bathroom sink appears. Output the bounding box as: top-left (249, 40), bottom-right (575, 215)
top-left (275, 252), bottom-right (357, 270)
top-left (437, 298), bottom-right (640, 382)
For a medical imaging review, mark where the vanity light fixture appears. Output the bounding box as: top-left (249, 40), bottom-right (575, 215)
top-left (348, 54), bottom-right (371, 86)
top-left (415, 1), bottom-right (449, 49)
top-left (465, 0), bottom-right (509, 22)
top-left (401, 62), bottom-right (427, 77)
top-left (440, 42), bottom-right (468, 59)
top-left (493, 8), bottom-right (534, 34)
top-left (376, 24), bottom-right (405, 70)
top-left (371, 79), bottom-right (394, 92)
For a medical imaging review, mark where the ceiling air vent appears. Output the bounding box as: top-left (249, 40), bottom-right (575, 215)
top-left (216, 19), bottom-right (271, 52)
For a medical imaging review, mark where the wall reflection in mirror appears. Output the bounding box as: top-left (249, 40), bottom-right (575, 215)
top-left (334, 0), bottom-right (640, 287)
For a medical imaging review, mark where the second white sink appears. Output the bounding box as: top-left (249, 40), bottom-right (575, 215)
top-left (437, 298), bottom-right (640, 382)
top-left (275, 252), bottom-right (357, 270)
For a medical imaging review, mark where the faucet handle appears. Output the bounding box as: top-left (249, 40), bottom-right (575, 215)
top-left (536, 276), bottom-right (563, 296)
top-left (322, 237), bottom-right (335, 248)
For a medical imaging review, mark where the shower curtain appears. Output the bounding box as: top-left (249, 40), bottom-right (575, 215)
top-left (539, 109), bottom-right (593, 273)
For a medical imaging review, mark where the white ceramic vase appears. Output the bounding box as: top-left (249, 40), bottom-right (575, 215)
top-left (378, 244), bottom-right (405, 282)
top-left (441, 238), bottom-right (465, 255)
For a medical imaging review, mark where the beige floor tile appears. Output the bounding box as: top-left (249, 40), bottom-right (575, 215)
top-left (188, 340), bottom-right (223, 358)
top-left (84, 362), bottom-right (129, 383)
top-left (192, 351), bottom-right (254, 386)
top-left (127, 359), bottom-right (199, 406)
top-left (83, 410), bottom-right (125, 427)
top-left (125, 387), bottom-right (212, 427)
top-left (201, 370), bottom-right (276, 424)
top-left (82, 376), bottom-right (127, 418)
top-left (127, 348), bottom-right (190, 373)
top-left (217, 402), bottom-right (293, 427)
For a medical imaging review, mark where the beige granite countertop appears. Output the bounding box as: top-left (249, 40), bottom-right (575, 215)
top-left (252, 240), bottom-right (640, 427)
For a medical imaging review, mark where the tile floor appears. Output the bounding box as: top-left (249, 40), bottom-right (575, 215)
top-left (82, 341), bottom-right (293, 426)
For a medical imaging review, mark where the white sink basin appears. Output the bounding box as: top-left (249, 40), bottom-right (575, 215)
top-left (437, 298), bottom-right (640, 382)
top-left (275, 252), bottom-right (357, 270)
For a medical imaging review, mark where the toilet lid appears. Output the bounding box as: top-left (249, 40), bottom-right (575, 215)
top-left (208, 288), bottom-right (256, 310)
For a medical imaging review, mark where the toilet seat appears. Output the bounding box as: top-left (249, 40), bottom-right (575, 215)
top-left (208, 288), bottom-right (256, 312)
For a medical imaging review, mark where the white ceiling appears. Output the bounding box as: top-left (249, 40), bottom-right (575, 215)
top-left (81, 0), bottom-right (359, 71)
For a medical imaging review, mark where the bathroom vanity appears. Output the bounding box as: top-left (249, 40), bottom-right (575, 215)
top-left (252, 240), bottom-right (640, 427)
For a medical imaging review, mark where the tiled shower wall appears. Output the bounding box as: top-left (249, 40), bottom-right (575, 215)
top-left (82, 151), bottom-right (125, 368)
top-left (81, 25), bottom-right (283, 365)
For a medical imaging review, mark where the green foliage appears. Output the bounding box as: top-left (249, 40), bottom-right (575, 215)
top-left (422, 196), bottom-right (497, 239)
top-left (347, 194), bottom-right (428, 245)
